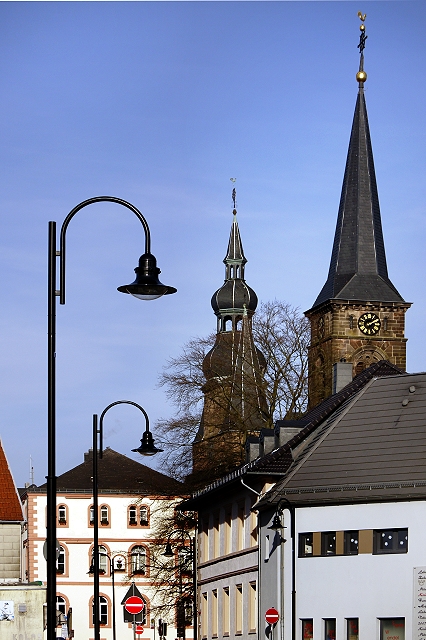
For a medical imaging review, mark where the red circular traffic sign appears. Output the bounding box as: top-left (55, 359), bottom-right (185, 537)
top-left (265, 608), bottom-right (280, 625)
top-left (135, 625), bottom-right (144, 635)
top-left (125, 596), bottom-right (145, 615)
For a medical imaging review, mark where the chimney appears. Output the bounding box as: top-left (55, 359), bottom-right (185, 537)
top-left (332, 361), bottom-right (353, 394)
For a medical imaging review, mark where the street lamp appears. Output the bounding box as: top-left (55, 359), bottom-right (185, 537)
top-left (162, 530), bottom-right (197, 640)
top-left (47, 196), bottom-right (176, 640)
top-left (92, 400), bottom-right (161, 640)
top-left (88, 551), bottom-right (121, 640)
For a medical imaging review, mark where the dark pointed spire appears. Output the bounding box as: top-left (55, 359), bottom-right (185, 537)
top-left (311, 16), bottom-right (405, 309)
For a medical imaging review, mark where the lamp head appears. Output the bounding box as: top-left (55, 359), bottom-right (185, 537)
top-left (118, 252), bottom-right (177, 300)
top-left (163, 542), bottom-right (174, 557)
top-left (268, 514), bottom-right (283, 531)
top-left (132, 430), bottom-right (163, 456)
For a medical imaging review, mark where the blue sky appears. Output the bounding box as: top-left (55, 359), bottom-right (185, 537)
top-left (0, 1), bottom-right (425, 487)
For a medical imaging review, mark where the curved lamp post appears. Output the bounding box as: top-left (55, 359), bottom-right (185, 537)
top-left (162, 529), bottom-right (197, 640)
top-left (88, 551), bottom-right (121, 640)
top-left (92, 400), bottom-right (160, 640)
top-left (47, 197), bottom-right (175, 640)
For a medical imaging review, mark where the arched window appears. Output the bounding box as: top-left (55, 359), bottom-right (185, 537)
top-left (56, 546), bottom-right (65, 575)
top-left (129, 505), bottom-right (137, 526)
top-left (98, 545), bottom-right (108, 575)
top-left (57, 505), bottom-right (67, 526)
top-left (100, 505), bottom-right (109, 525)
top-left (89, 505), bottom-right (95, 526)
top-left (140, 506), bottom-right (149, 526)
top-left (92, 595), bottom-right (109, 626)
top-left (56, 595), bottom-right (66, 616)
top-left (113, 555), bottom-right (126, 572)
top-left (131, 546), bottom-right (147, 575)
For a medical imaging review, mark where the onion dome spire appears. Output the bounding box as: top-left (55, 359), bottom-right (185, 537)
top-left (211, 184), bottom-right (258, 332)
top-left (309, 13), bottom-right (405, 310)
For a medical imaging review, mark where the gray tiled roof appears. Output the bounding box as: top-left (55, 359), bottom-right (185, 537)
top-left (183, 360), bottom-right (402, 508)
top-left (259, 372), bottom-right (426, 507)
top-left (36, 448), bottom-right (183, 496)
top-left (311, 88), bottom-right (405, 310)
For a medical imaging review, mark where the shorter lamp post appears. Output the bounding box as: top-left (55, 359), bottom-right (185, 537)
top-left (92, 401), bottom-right (162, 640)
top-left (163, 530), bottom-right (197, 640)
top-left (88, 551), bottom-right (122, 640)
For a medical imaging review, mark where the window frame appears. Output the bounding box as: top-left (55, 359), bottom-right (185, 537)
top-left (100, 505), bottom-right (110, 526)
top-left (373, 528), bottom-right (408, 555)
top-left (344, 530), bottom-right (359, 556)
top-left (130, 545), bottom-right (148, 576)
top-left (298, 533), bottom-right (313, 557)
top-left (57, 504), bottom-right (68, 527)
top-left (321, 531), bottom-right (336, 556)
top-left (346, 618), bottom-right (359, 640)
top-left (379, 618), bottom-right (405, 640)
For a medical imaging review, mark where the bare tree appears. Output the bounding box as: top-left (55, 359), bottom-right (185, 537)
top-left (155, 300), bottom-right (309, 481)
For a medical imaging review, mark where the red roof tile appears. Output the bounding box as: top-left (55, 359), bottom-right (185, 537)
top-left (0, 440), bottom-right (23, 521)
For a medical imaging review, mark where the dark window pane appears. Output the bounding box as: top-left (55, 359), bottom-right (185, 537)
top-left (324, 619), bottom-right (336, 640)
top-left (374, 529), bottom-right (408, 554)
top-left (322, 532), bottom-right (336, 556)
top-left (344, 531), bottom-right (359, 555)
top-left (380, 618), bottom-right (405, 640)
top-left (302, 619), bottom-right (313, 640)
top-left (347, 618), bottom-right (359, 640)
top-left (299, 534), bottom-right (313, 557)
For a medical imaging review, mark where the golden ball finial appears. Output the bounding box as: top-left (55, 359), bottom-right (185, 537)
top-left (356, 70), bottom-right (367, 83)
top-left (360, 24), bottom-right (365, 31)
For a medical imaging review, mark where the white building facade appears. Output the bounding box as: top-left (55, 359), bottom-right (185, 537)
top-left (20, 447), bottom-right (191, 640)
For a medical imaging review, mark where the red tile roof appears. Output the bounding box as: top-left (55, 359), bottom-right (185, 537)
top-left (0, 440), bottom-right (23, 521)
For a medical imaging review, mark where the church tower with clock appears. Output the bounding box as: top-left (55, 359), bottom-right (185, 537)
top-left (305, 16), bottom-right (411, 408)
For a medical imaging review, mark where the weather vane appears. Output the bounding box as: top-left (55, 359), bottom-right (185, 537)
top-left (230, 178), bottom-right (237, 213)
top-left (356, 12), bottom-right (368, 85)
top-left (357, 11), bottom-right (367, 54)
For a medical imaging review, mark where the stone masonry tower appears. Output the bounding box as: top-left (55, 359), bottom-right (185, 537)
top-left (192, 191), bottom-right (268, 479)
top-left (305, 16), bottom-right (411, 408)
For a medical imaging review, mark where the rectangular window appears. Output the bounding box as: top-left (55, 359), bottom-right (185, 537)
top-left (324, 618), bottom-right (336, 640)
top-left (347, 618), bottom-right (359, 640)
top-left (237, 504), bottom-right (245, 551)
top-left (213, 514), bottom-right (220, 559)
top-left (224, 509), bottom-right (232, 555)
top-left (212, 590), bottom-right (218, 638)
top-left (380, 618), bottom-right (405, 640)
top-left (222, 588), bottom-right (230, 636)
top-left (250, 509), bottom-right (258, 547)
top-left (374, 529), bottom-right (408, 554)
top-left (301, 619), bottom-right (313, 639)
top-left (201, 519), bottom-right (209, 563)
top-left (235, 584), bottom-right (243, 635)
top-left (344, 531), bottom-right (359, 555)
top-left (201, 593), bottom-right (207, 639)
top-left (322, 532), bottom-right (336, 556)
top-left (248, 582), bottom-right (256, 632)
top-left (299, 533), bottom-right (313, 557)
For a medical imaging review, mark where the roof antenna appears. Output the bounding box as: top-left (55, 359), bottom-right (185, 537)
top-left (30, 455), bottom-right (34, 485)
top-left (230, 178), bottom-right (237, 215)
top-left (357, 11), bottom-right (368, 86)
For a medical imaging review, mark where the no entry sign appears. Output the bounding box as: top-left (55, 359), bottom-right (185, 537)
top-left (125, 596), bottom-right (145, 615)
top-left (135, 625), bottom-right (144, 635)
top-left (265, 608), bottom-right (280, 625)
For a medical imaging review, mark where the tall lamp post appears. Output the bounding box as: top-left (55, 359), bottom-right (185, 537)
top-left (47, 196), bottom-right (176, 640)
top-left (92, 400), bottom-right (161, 640)
top-left (163, 530), bottom-right (197, 640)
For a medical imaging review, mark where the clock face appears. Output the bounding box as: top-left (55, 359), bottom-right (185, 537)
top-left (358, 312), bottom-right (381, 336)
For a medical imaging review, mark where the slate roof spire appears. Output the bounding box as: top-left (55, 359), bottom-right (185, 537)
top-left (311, 16), bottom-right (405, 309)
